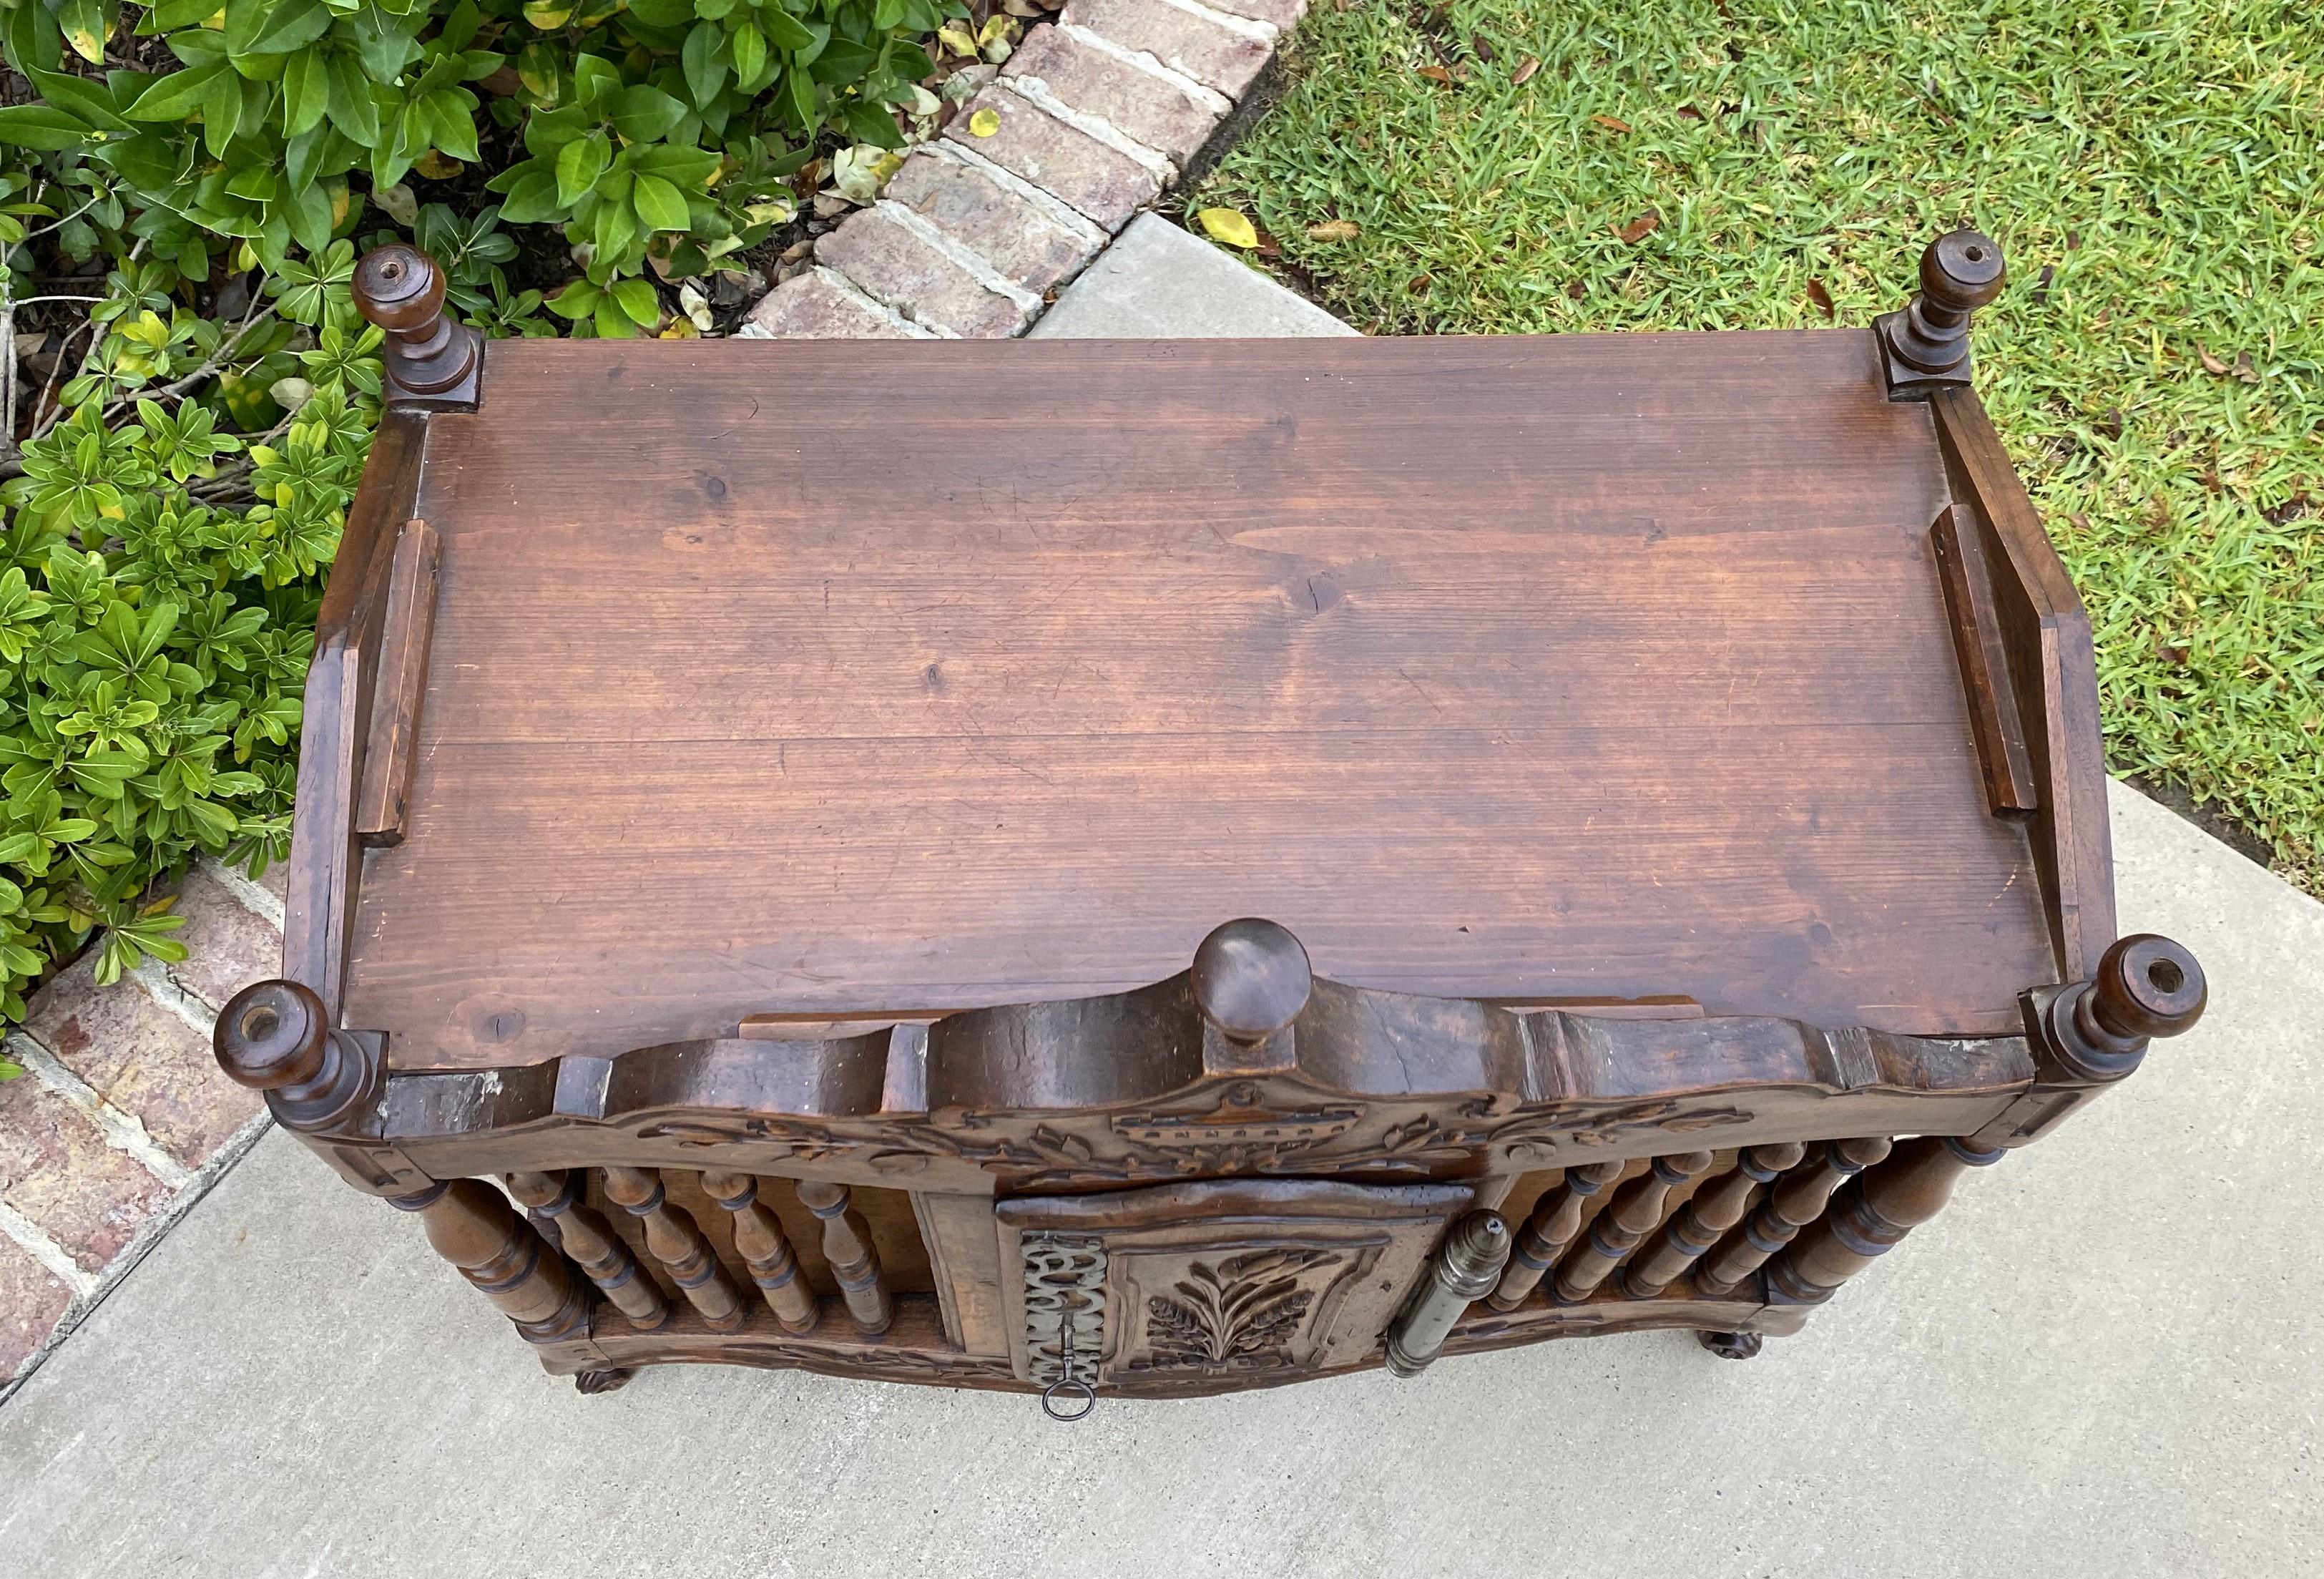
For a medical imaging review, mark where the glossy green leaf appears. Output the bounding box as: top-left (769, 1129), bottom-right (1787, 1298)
top-left (608, 83), bottom-right (687, 142)
top-left (0, 104), bottom-right (96, 150)
top-left (630, 171), bottom-right (689, 231)
top-left (555, 130), bottom-right (609, 205)
top-left (682, 21), bottom-right (728, 108)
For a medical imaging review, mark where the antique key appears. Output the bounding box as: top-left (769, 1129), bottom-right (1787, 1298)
top-left (1040, 1291), bottom-right (1097, 1423)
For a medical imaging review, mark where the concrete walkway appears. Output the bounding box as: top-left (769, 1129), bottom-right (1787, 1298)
top-left (2, 240), bottom-right (2317, 1579)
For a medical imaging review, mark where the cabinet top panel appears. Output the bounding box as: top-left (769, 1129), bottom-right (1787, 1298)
top-left (339, 333), bottom-right (2066, 1070)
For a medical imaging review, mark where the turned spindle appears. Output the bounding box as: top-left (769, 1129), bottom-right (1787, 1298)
top-left (507, 1170), bottom-right (667, 1331)
top-left (701, 1170), bottom-right (820, 1334)
top-left (351, 243), bottom-right (482, 409)
top-left (600, 1165), bottom-right (745, 1331)
top-left (1553, 1150), bottom-right (1713, 1301)
top-left (213, 978), bottom-right (380, 1133)
top-left (1875, 229), bottom-right (2006, 398)
top-left (1766, 1135), bottom-right (2006, 1305)
top-left (1486, 1160), bottom-right (1624, 1311)
top-left (2034, 933), bottom-right (2207, 1083)
top-left (1694, 1135), bottom-right (1893, 1299)
top-left (1623, 1143), bottom-right (1805, 1299)
top-left (389, 1179), bottom-right (589, 1344)
top-left (1191, 917), bottom-right (1313, 1050)
top-left (794, 1180), bottom-right (892, 1335)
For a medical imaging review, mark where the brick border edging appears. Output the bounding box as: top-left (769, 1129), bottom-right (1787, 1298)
top-left (0, 859), bottom-right (285, 1398)
top-left (740, 0), bottom-right (1305, 340)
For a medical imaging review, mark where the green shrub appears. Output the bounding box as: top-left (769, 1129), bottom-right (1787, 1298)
top-left (0, 0), bottom-right (974, 1036)
top-left (0, 242), bottom-right (376, 1024)
top-left (0, 0), bottom-right (965, 300)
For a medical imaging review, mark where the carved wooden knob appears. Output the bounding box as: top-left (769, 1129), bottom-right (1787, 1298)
top-left (353, 243), bottom-right (446, 333)
top-left (1919, 230), bottom-right (2007, 316)
top-left (2082, 933), bottom-right (2207, 1045)
top-left (352, 244), bottom-right (481, 405)
top-left (1191, 918), bottom-right (1313, 1044)
top-left (215, 978), bottom-right (329, 1090)
top-left (212, 977), bottom-right (379, 1132)
top-left (1877, 228), bottom-right (2006, 394)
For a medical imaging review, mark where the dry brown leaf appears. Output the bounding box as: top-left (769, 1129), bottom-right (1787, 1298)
top-left (2197, 344), bottom-right (2230, 376)
top-left (1408, 273), bottom-right (1433, 295)
top-left (1308, 219), bottom-right (1361, 243)
top-left (1616, 208), bottom-right (1661, 244)
top-left (1677, 104), bottom-right (1705, 121)
top-left (1566, 279), bottom-right (1586, 300)
top-left (1805, 279), bottom-right (1835, 320)
top-left (1511, 56), bottom-right (1540, 84)
top-left (1471, 33), bottom-right (1494, 61)
top-left (1417, 64), bottom-right (1454, 84)
top-left (2234, 351), bottom-right (2260, 383)
top-left (1592, 114), bottom-right (1632, 132)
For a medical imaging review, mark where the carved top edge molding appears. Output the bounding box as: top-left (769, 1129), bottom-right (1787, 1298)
top-left (226, 917), bottom-right (2217, 1193)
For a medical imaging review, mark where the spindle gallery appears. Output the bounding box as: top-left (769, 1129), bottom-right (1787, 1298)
top-left (210, 232), bottom-right (2207, 1405)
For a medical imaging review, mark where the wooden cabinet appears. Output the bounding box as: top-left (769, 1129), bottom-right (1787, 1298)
top-left (208, 234), bottom-right (2207, 1402)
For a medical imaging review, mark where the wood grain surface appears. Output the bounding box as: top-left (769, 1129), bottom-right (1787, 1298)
top-left (343, 333), bottom-right (2058, 1070)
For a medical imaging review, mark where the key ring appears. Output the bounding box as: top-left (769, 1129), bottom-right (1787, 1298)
top-left (1039, 1294), bottom-right (1097, 1423)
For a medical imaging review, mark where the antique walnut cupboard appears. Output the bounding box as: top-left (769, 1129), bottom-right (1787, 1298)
top-left (212, 233), bottom-right (2206, 1404)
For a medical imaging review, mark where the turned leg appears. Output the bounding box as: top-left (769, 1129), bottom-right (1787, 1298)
top-left (795, 1181), bottom-right (893, 1335)
top-left (1767, 1136), bottom-right (2006, 1304)
top-left (601, 1165), bottom-right (747, 1329)
top-left (389, 1179), bottom-right (590, 1344)
top-left (1697, 1330), bottom-right (1763, 1360)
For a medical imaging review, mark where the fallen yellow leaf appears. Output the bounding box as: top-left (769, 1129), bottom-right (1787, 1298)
top-left (1307, 219), bottom-right (1360, 243)
top-left (966, 107), bottom-right (1001, 137)
top-left (1198, 208), bottom-right (1260, 249)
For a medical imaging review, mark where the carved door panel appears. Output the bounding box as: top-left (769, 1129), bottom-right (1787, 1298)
top-left (996, 1179), bottom-right (1474, 1394)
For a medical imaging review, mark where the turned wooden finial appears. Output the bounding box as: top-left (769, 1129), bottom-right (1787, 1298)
top-left (1191, 918), bottom-right (1313, 1046)
top-left (352, 243), bottom-right (482, 409)
top-left (215, 978), bottom-right (380, 1132)
top-left (2036, 932), bottom-right (2206, 1082)
top-left (1876, 229), bottom-right (2006, 397)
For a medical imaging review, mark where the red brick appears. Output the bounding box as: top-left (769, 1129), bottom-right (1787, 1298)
top-left (25, 954), bottom-right (261, 1169)
top-left (744, 268), bottom-right (924, 338)
top-left (160, 861), bottom-right (283, 1012)
top-left (943, 85), bottom-right (1162, 232)
top-left (815, 203), bottom-right (1031, 338)
top-left (1059, 0), bottom-right (1273, 98)
top-left (886, 150), bottom-right (1101, 294)
top-left (0, 1233), bottom-right (73, 1380)
top-left (1006, 25), bottom-right (1223, 166)
top-left (0, 1075), bottom-right (170, 1272)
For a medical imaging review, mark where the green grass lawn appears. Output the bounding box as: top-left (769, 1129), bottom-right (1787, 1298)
top-left (1200, 0), bottom-right (2323, 891)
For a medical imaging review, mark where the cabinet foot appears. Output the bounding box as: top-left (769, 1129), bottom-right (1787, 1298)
top-left (575, 1367), bottom-right (637, 1394)
top-left (1697, 1330), bottom-right (1763, 1360)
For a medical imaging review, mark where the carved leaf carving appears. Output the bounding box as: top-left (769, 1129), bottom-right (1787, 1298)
top-left (1139, 1248), bottom-right (1340, 1372)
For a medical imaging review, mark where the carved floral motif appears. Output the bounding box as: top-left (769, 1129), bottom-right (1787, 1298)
top-left (1137, 1248), bottom-right (1343, 1374)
